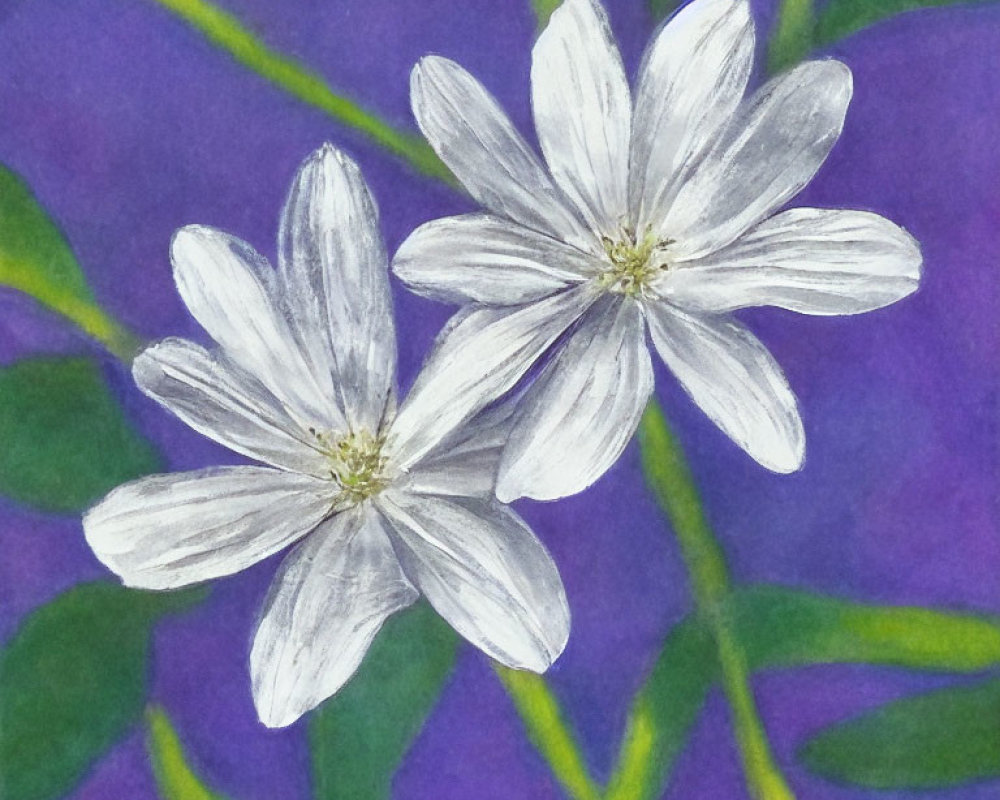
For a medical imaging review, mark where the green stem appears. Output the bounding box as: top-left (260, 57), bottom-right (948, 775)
top-left (148, 0), bottom-right (455, 186)
top-left (637, 402), bottom-right (795, 800)
top-left (768, 0), bottom-right (816, 74)
top-left (494, 665), bottom-right (603, 800)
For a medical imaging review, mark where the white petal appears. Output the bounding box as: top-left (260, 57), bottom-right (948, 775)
top-left (659, 209), bottom-right (922, 315)
top-left (630, 0), bottom-right (754, 231)
top-left (410, 56), bottom-right (590, 247)
top-left (133, 338), bottom-right (327, 475)
top-left (251, 505), bottom-right (418, 728)
top-left (377, 491), bottom-right (569, 671)
top-left (403, 402), bottom-right (517, 500)
top-left (171, 225), bottom-right (340, 430)
top-left (532, 0), bottom-right (631, 237)
top-left (393, 214), bottom-right (596, 306)
top-left (387, 286), bottom-right (596, 470)
top-left (83, 467), bottom-right (333, 590)
top-left (278, 145), bottom-right (396, 431)
top-left (663, 60), bottom-right (853, 260)
top-left (496, 297), bottom-right (653, 502)
top-left (644, 302), bottom-right (804, 472)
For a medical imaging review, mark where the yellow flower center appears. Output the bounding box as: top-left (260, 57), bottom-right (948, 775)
top-left (597, 228), bottom-right (671, 298)
top-left (310, 427), bottom-right (388, 505)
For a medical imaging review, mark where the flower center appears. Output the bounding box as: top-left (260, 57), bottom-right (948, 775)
top-left (597, 228), bottom-right (671, 298)
top-left (310, 427), bottom-right (388, 505)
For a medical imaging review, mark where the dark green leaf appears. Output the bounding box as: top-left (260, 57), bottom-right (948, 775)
top-left (0, 357), bottom-right (161, 512)
top-left (729, 584), bottom-right (1000, 673)
top-left (816, 0), bottom-right (996, 48)
top-left (605, 618), bottom-right (717, 800)
top-left (0, 582), bottom-right (204, 800)
top-left (146, 705), bottom-right (227, 800)
top-left (799, 678), bottom-right (1000, 788)
top-left (649, 0), bottom-right (683, 21)
top-left (0, 165), bottom-right (137, 357)
top-left (309, 602), bottom-right (460, 800)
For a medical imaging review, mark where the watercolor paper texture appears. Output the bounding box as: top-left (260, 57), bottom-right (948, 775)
top-left (0, 1), bottom-right (996, 799)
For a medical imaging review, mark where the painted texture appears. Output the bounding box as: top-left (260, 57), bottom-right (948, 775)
top-left (0, 0), bottom-right (997, 798)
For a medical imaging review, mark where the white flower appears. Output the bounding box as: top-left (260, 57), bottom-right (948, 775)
top-left (392, 0), bottom-right (922, 502)
top-left (83, 144), bottom-right (570, 728)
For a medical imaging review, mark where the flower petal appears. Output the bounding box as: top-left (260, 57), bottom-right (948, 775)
top-left (630, 0), bottom-right (754, 231)
top-left (659, 209), bottom-right (922, 315)
top-left (133, 338), bottom-right (326, 475)
top-left (403, 402), bottom-right (517, 500)
top-left (171, 225), bottom-right (339, 430)
top-left (387, 286), bottom-right (597, 470)
top-left (250, 505), bottom-right (418, 728)
top-left (83, 467), bottom-right (333, 590)
top-left (278, 145), bottom-right (396, 431)
top-left (532, 0), bottom-right (631, 238)
top-left (644, 302), bottom-right (804, 472)
top-left (663, 60), bottom-right (853, 260)
top-left (393, 214), bottom-right (596, 306)
top-left (377, 491), bottom-right (569, 671)
top-left (410, 56), bottom-right (590, 247)
top-left (496, 297), bottom-right (653, 502)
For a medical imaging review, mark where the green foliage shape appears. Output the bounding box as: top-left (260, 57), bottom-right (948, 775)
top-left (799, 677), bottom-right (1000, 788)
top-left (0, 357), bottom-right (162, 513)
top-left (309, 602), bottom-right (460, 800)
top-left (816, 0), bottom-right (998, 47)
top-left (146, 705), bottom-right (227, 800)
top-left (0, 583), bottom-right (204, 800)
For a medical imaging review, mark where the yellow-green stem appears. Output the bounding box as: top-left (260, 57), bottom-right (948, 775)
top-left (638, 402), bottom-right (795, 799)
top-left (494, 666), bottom-right (602, 800)
top-left (148, 0), bottom-right (455, 185)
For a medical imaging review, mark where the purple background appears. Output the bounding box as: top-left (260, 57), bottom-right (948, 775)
top-left (1, 0), bottom-right (998, 798)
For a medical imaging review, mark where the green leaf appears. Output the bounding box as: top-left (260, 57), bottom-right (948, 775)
top-left (729, 584), bottom-right (1000, 673)
top-left (605, 618), bottom-right (717, 800)
top-left (0, 582), bottom-right (205, 800)
top-left (0, 357), bottom-right (162, 513)
top-left (815, 0), bottom-right (996, 48)
top-left (309, 602), bottom-right (460, 800)
top-left (146, 705), bottom-right (227, 800)
top-left (649, 0), bottom-right (682, 21)
top-left (0, 166), bottom-right (137, 357)
top-left (799, 678), bottom-right (1000, 788)
top-left (532, 0), bottom-right (562, 27)
top-left (768, 0), bottom-right (816, 74)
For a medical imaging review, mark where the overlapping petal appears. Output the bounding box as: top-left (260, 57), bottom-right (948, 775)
top-left (532, 0), bottom-right (631, 238)
top-left (658, 209), bottom-right (922, 315)
top-left (278, 145), bottom-right (396, 430)
top-left (133, 338), bottom-right (326, 475)
top-left (376, 491), bottom-right (570, 671)
top-left (630, 0), bottom-right (754, 231)
top-left (83, 467), bottom-right (333, 590)
top-left (662, 59), bottom-right (853, 260)
top-left (644, 302), bottom-right (804, 472)
top-left (496, 297), bottom-right (653, 502)
top-left (250, 505), bottom-right (418, 728)
top-left (393, 214), bottom-right (596, 306)
top-left (410, 56), bottom-right (591, 248)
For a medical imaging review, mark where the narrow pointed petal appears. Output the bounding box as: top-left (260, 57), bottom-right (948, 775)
top-left (532, 0), bottom-right (631, 237)
top-left (631, 0), bottom-right (754, 230)
top-left (278, 145), bottom-right (396, 430)
top-left (377, 491), bottom-right (570, 671)
top-left (133, 338), bottom-right (326, 475)
top-left (393, 214), bottom-right (596, 306)
top-left (663, 60), bottom-right (853, 260)
top-left (644, 302), bottom-right (804, 472)
top-left (83, 467), bottom-right (333, 590)
top-left (659, 209), bottom-right (922, 315)
top-left (251, 505), bottom-right (418, 728)
top-left (171, 225), bottom-right (340, 430)
top-left (497, 298), bottom-right (653, 502)
top-left (411, 56), bottom-right (590, 247)
top-left (388, 286), bottom-right (597, 469)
